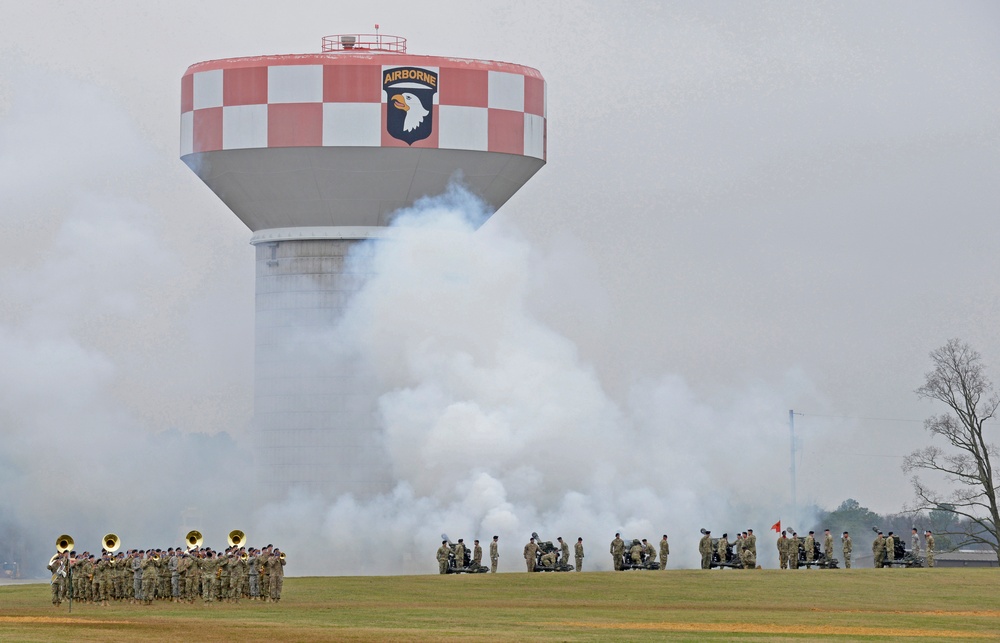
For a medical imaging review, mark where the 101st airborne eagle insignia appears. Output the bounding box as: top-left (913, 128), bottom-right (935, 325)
top-left (383, 67), bottom-right (438, 145)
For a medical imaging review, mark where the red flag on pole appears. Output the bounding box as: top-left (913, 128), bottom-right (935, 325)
top-left (771, 520), bottom-right (781, 533)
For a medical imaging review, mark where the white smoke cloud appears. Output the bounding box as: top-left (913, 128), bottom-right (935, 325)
top-left (253, 185), bottom-right (822, 573)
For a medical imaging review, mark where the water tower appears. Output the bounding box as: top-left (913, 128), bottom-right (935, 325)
top-left (180, 33), bottom-right (546, 499)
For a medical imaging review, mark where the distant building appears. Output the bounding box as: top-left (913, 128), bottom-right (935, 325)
top-left (935, 550), bottom-right (999, 568)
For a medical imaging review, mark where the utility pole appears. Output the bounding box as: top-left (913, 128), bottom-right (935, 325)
top-left (789, 409), bottom-right (798, 514)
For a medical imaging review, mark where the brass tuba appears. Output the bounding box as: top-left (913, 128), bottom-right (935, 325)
top-left (186, 530), bottom-right (203, 550)
top-left (228, 530), bottom-right (246, 548)
top-left (103, 533), bottom-right (121, 553)
top-left (56, 534), bottom-right (74, 553)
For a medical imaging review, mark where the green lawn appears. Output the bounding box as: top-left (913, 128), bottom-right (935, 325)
top-left (2, 569), bottom-right (998, 641)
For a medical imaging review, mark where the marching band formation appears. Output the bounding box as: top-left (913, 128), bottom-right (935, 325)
top-left (45, 531), bottom-right (286, 606)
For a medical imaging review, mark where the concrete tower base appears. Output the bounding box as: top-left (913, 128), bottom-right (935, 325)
top-left (250, 227), bottom-right (391, 500)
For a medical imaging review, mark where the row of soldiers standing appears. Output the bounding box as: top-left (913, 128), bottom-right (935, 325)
top-left (47, 545), bottom-right (286, 606)
top-left (775, 529), bottom-right (838, 568)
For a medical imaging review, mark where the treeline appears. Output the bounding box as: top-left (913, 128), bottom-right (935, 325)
top-left (810, 498), bottom-right (985, 553)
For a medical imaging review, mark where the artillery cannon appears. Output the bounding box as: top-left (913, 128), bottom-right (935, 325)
top-left (791, 535), bottom-right (839, 569)
top-left (618, 538), bottom-right (660, 571)
top-left (441, 534), bottom-right (488, 574)
top-left (873, 527), bottom-right (923, 568)
top-left (708, 535), bottom-right (745, 569)
top-left (530, 532), bottom-right (573, 572)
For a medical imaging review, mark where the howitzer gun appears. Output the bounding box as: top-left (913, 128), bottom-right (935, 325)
top-left (618, 538), bottom-right (660, 571)
top-left (791, 535), bottom-right (839, 569)
top-left (530, 532), bottom-right (573, 572)
top-left (708, 536), bottom-right (744, 569)
top-left (441, 534), bottom-right (488, 574)
top-left (872, 527), bottom-right (923, 568)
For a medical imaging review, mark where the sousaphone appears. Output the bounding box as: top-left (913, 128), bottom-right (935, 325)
top-left (55, 534), bottom-right (74, 553)
top-left (186, 530), bottom-right (203, 550)
top-left (102, 533), bottom-right (121, 553)
top-left (228, 529), bottom-right (246, 548)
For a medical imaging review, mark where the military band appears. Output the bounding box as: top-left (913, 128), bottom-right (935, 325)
top-left (47, 533), bottom-right (286, 606)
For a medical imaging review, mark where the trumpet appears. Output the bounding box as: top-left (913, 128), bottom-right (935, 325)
top-left (228, 530), bottom-right (246, 548)
top-left (103, 533), bottom-right (121, 553)
top-left (240, 551), bottom-right (249, 562)
top-left (56, 534), bottom-right (74, 553)
top-left (186, 530), bottom-right (203, 550)
top-left (279, 552), bottom-right (286, 561)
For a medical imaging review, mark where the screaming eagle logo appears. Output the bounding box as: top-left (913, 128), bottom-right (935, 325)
top-left (384, 67), bottom-right (437, 145)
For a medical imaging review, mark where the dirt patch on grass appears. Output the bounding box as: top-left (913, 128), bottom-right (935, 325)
top-left (558, 621), bottom-right (989, 638)
top-left (0, 616), bottom-right (133, 625)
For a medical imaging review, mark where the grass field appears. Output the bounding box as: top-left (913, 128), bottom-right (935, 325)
top-left (2, 568), bottom-right (999, 641)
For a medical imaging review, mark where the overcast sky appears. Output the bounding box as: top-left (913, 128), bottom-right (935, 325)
top-left (2, 0), bottom-right (999, 528)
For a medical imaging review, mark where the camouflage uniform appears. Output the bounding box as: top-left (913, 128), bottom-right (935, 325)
top-left (842, 534), bottom-right (852, 568)
top-left (746, 531), bottom-right (757, 558)
top-left (698, 534), bottom-right (713, 569)
top-left (788, 535), bottom-right (799, 569)
top-left (230, 553), bottom-right (247, 602)
top-left (490, 538), bottom-right (499, 574)
top-left (925, 533), bottom-right (935, 567)
top-left (559, 539), bottom-right (570, 568)
top-left (644, 540), bottom-right (656, 566)
top-left (574, 539), bottom-right (584, 572)
top-left (169, 552), bottom-right (180, 601)
top-left (218, 553), bottom-right (231, 600)
top-left (741, 547), bottom-right (756, 569)
top-left (659, 536), bottom-right (669, 570)
top-left (141, 555), bottom-right (159, 604)
top-left (716, 536), bottom-right (729, 566)
top-left (873, 534), bottom-right (885, 568)
top-left (259, 552), bottom-right (271, 597)
top-left (911, 530), bottom-right (921, 557)
top-left (248, 552), bottom-right (260, 597)
top-left (823, 532), bottom-right (833, 560)
top-left (436, 543), bottom-right (450, 574)
top-left (885, 534), bottom-right (896, 564)
top-left (131, 554), bottom-right (144, 602)
top-left (454, 541), bottom-right (466, 569)
top-left (524, 540), bottom-right (540, 572)
top-left (777, 534), bottom-right (788, 569)
top-left (804, 533), bottom-right (815, 564)
top-left (267, 552), bottom-right (285, 601)
top-left (48, 555), bottom-right (67, 605)
top-left (201, 554), bottom-right (219, 602)
top-left (611, 535), bottom-right (625, 571)
top-left (540, 551), bottom-right (557, 567)
top-left (187, 553), bottom-right (203, 601)
top-left (473, 542), bottom-right (483, 567)
top-left (629, 541), bottom-right (643, 564)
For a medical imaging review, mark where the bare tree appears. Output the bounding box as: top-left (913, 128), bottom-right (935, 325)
top-left (903, 339), bottom-right (1000, 562)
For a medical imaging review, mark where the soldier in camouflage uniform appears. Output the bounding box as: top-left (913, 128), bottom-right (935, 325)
top-left (823, 530), bottom-right (833, 561)
top-left (248, 549), bottom-right (261, 598)
top-left (629, 539), bottom-right (643, 565)
top-left (777, 531), bottom-right (788, 569)
top-left (643, 539), bottom-right (656, 566)
top-left (131, 550), bottom-right (144, 603)
top-left (259, 547), bottom-right (272, 597)
top-left (885, 532), bottom-right (896, 564)
top-left (523, 537), bottom-right (540, 572)
top-left (925, 530), bottom-right (935, 567)
top-left (575, 537), bottom-right (584, 572)
top-left (804, 531), bottom-right (815, 564)
top-left (788, 532), bottom-right (799, 569)
top-left (454, 540), bottom-right (466, 569)
top-left (436, 540), bottom-right (450, 574)
top-left (842, 531), bottom-right (852, 568)
top-left (740, 545), bottom-right (756, 569)
top-left (539, 550), bottom-right (558, 567)
top-left (557, 538), bottom-right (570, 568)
top-left (48, 552), bottom-right (67, 606)
top-left (659, 535), bottom-right (669, 570)
top-left (698, 530), bottom-right (713, 569)
top-left (267, 549), bottom-right (285, 601)
top-left (472, 540), bottom-right (483, 568)
top-left (746, 529), bottom-right (757, 559)
top-left (611, 533), bottom-right (625, 571)
top-left (911, 528), bottom-right (921, 558)
top-left (490, 536), bottom-right (499, 574)
top-left (716, 533), bottom-right (729, 566)
top-left (201, 551), bottom-right (220, 602)
top-left (142, 551), bottom-right (160, 604)
top-left (872, 531), bottom-right (885, 568)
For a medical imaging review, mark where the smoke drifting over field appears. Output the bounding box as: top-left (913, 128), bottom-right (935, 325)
top-left (249, 185), bottom-right (813, 574)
